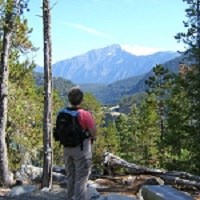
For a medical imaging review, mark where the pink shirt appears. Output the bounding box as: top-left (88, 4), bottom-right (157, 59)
top-left (77, 109), bottom-right (95, 130)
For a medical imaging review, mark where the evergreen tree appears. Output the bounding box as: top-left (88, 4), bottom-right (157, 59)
top-left (164, 75), bottom-right (192, 171)
top-left (8, 76), bottom-right (43, 168)
top-left (145, 65), bottom-right (173, 167)
top-left (124, 104), bottom-right (142, 164)
top-left (115, 114), bottom-right (131, 161)
top-left (104, 122), bottom-right (119, 154)
top-left (0, 0), bottom-right (30, 186)
top-left (136, 97), bottom-right (160, 167)
top-left (175, 0), bottom-right (200, 174)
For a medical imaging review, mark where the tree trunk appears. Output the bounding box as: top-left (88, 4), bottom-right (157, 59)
top-left (0, 3), bottom-right (15, 187)
top-left (42, 0), bottom-right (53, 189)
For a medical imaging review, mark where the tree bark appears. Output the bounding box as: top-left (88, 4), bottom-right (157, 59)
top-left (42, 0), bottom-right (53, 189)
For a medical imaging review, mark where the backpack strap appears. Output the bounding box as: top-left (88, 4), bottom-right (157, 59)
top-left (59, 107), bottom-right (79, 117)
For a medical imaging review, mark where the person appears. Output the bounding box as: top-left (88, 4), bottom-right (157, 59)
top-left (63, 87), bottom-right (97, 200)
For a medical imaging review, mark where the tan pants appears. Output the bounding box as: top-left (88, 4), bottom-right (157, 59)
top-left (64, 140), bottom-right (92, 200)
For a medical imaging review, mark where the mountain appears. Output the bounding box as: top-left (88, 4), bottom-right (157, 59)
top-left (81, 55), bottom-right (186, 104)
top-left (127, 55), bottom-right (185, 95)
top-left (35, 44), bottom-right (179, 84)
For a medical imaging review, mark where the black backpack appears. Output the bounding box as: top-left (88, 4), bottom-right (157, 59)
top-left (53, 107), bottom-right (89, 150)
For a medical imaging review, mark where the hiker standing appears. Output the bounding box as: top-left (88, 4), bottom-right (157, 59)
top-left (55, 87), bottom-right (97, 200)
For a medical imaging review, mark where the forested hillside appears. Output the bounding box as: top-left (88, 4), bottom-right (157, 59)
top-left (33, 72), bottom-right (75, 103)
top-left (81, 74), bottom-right (145, 104)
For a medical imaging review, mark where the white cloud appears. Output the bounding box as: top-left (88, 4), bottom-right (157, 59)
top-left (61, 22), bottom-right (113, 39)
top-left (121, 44), bottom-right (165, 56)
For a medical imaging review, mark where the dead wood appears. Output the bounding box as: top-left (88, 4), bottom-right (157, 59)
top-left (103, 152), bottom-right (200, 190)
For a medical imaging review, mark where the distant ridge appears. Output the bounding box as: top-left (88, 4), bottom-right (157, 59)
top-left (35, 44), bottom-right (179, 84)
top-left (80, 55), bottom-right (185, 104)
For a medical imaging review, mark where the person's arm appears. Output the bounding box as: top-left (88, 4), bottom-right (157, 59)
top-left (80, 109), bottom-right (97, 140)
top-left (88, 125), bottom-right (97, 141)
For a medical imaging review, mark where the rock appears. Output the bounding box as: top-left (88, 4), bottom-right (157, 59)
top-left (16, 165), bottom-right (67, 183)
top-left (52, 166), bottom-right (66, 175)
top-left (94, 178), bottom-right (116, 187)
top-left (52, 172), bottom-right (67, 182)
top-left (87, 180), bottom-right (101, 188)
top-left (8, 185), bottom-right (37, 197)
top-left (103, 193), bottom-right (137, 200)
top-left (41, 187), bottom-right (50, 192)
top-left (15, 179), bottom-right (23, 186)
top-left (86, 187), bottom-right (101, 200)
top-left (141, 185), bottom-right (194, 200)
top-left (141, 177), bottom-right (164, 186)
top-left (9, 172), bottom-right (14, 185)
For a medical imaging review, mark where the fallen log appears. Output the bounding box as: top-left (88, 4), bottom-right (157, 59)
top-left (103, 152), bottom-right (200, 190)
top-left (103, 152), bottom-right (165, 175)
top-left (160, 175), bottom-right (200, 190)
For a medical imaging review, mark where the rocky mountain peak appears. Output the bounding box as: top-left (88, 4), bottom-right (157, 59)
top-left (35, 44), bottom-right (179, 84)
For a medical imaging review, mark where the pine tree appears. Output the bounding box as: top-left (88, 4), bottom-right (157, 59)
top-left (164, 75), bottom-right (192, 171)
top-left (137, 97), bottom-right (160, 167)
top-left (145, 65), bottom-right (173, 167)
top-left (123, 104), bottom-right (145, 164)
top-left (115, 114), bottom-right (131, 161)
top-left (0, 1), bottom-right (14, 186)
top-left (175, 0), bottom-right (200, 174)
top-left (0, 0), bottom-right (30, 186)
top-left (0, 0), bottom-right (41, 171)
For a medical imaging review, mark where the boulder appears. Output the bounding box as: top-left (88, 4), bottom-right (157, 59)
top-left (16, 165), bottom-right (67, 183)
top-left (86, 187), bottom-right (101, 200)
top-left (141, 185), bottom-right (193, 200)
top-left (8, 185), bottom-right (37, 197)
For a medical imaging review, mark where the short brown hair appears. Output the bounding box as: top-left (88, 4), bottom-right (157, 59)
top-left (68, 87), bottom-right (84, 106)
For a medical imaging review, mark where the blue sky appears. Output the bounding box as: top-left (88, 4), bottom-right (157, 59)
top-left (25, 0), bottom-right (187, 66)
